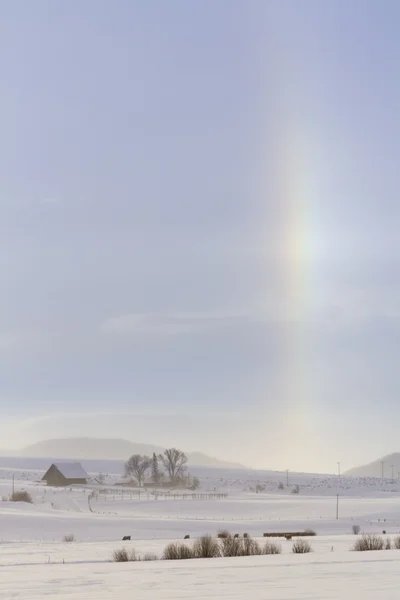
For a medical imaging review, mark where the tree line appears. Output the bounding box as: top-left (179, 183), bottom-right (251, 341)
top-left (124, 448), bottom-right (200, 489)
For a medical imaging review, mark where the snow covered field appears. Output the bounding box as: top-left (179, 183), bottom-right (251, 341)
top-left (1, 461), bottom-right (400, 598)
top-left (3, 550), bottom-right (400, 599)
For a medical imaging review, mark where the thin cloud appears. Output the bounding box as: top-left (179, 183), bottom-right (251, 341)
top-left (101, 311), bottom-right (252, 336)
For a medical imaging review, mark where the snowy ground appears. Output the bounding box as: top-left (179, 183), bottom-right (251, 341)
top-left (1, 461), bottom-right (400, 598)
top-left (2, 548), bottom-right (400, 599)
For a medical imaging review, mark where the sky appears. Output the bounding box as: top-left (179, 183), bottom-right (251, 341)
top-left (1, 0), bottom-right (400, 473)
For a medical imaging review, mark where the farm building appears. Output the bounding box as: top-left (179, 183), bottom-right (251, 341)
top-left (42, 462), bottom-right (88, 486)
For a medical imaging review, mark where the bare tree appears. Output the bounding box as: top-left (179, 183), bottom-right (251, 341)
top-left (158, 448), bottom-right (187, 485)
top-left (124, 455), bottom-right (151, 487)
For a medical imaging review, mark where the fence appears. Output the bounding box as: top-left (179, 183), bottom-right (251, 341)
top-left (91, 489), bottom-right (228, 502)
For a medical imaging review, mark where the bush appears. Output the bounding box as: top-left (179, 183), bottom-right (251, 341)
top-left (63, 534), bottom-right (75, 543)
top-left (193, 535), bottom-right (220, 559)
top-left (264, 541), bottom-right (282, 555)
top-left (394, 536), bottom-right (400, 550)
top-left (385, 538), bottom-right (392, 550)
top-left (241, 536), bottom-right (262, 556)
top-left (163, 543), bottom-right (193, 560)
top-left (292, 539), bottom-right (312, 554)
top-left (352, 525), bottom-right (361, 535)
top-left (112, 548), bottom-right (138, 562)
top-left (218, 534), bottom-right (262, 557)
top-left (304, 529), bottom-right (316, 536)
top-left (217, 529), bottom-right (230, 539)
top-left (220, 534), bottom-right (243, 557)
top-left (353, 534), bottom-right (384, 552)
top-left (278, 482), bottom-right (284, 490)
top-left (143, 553), bottom-right (158, 561)
top-left (10, 491), bottom-right (33, 504)
top-left (291, 485), bottom-right (300, 495)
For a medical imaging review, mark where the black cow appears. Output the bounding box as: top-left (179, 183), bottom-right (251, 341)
top-left (122, 536), bottom-right (131, 541)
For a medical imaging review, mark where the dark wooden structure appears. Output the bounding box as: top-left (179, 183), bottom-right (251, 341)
top-left (42, 462), bottom-right (88, 487)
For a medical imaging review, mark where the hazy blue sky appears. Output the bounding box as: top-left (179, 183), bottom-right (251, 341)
top-left (1, 0), bottom-right (400, 472)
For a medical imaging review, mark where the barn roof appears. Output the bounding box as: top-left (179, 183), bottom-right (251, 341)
top-left (52, 462), bottom-right (88, 480)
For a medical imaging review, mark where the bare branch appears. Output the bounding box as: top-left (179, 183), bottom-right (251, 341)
top-left (158, 448), bottom-right (187, 486)
top-left (124, 454), bottom-right (151, 487)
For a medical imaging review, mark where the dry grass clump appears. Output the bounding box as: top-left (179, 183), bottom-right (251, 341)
top-left (163, 543), bottom-right (194, 560)
top-left (264, 540), bottom-right (282, 555)
top-left (292, 539), bottom-right (312, 554)
top-left (10, 491), bottom-right (33, 504)
top-left (353, 534), bottom-right (384, 552)
top-left (112, 548), bottom-right (138, 562)
top-left (143, 553), bottom-right (158, 561)
top-left (193, 535), bottom-right (220, 558)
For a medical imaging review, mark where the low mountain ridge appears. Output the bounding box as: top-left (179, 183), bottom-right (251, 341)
top-left (345, 453), bottom-right (400, 478)
top-left (18, 438), bottom-right (246, 469)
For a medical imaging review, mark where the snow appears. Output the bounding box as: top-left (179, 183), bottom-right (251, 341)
top-left (2, 549), bottom-right (400, 599)
top-left (2, 460), bottom-right (400, 597)
top-left (51, 462), bottom-right (89, 480)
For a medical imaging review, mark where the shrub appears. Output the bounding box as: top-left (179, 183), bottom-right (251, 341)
top-left (264, 541), bottom-right (282, 555)
top-left (304, 529), bottom-right (316, 536)
top-left (63, 534), bottom-right (75, 543)
top-left (352, 525), bottom-right (361, 535)
top-left (394, 536), bottom-right (400, 550)
top-left (220, 534), bottom-right (243, 557)
top-left (292, 539), bottom-right (312, 554)
top-left (193, 535), bottom-right (220, 559)
top-left (291, 485), bottom-right (300, 495)
top-left (163, 543), bottom-right (193, 560)
top-left (241, 536), bottom-right (262, 556)
top-left (112, 548), bottom-right (138, 562)
top-left (143, 553), bottom-right (158, 561)
top-left (385, 538), bottom-right (392, 550)
top-left (353, 534), bottom-right (384, 552)
top-left (278, 482), bottom-right (284, 490)
top-left (217, 529), bottom-right (230, 539)
top-left (10, 491), bottom-right (33, 504)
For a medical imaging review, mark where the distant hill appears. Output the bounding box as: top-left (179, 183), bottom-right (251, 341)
top-left (345, 453), bottom-right (400, 478)
top-left (18, 438), bottom-right (246, 469)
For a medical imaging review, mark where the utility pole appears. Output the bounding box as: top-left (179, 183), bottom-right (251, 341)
top-left (336, 494), bottom-right (339, 520)
top-left (391, 465), bottom-right (394, 480)
top-left (12, 474), bottom-right (15, 496)
top-left (381, 461), bottom-right (384, 480)
top-left (286, 469), bottom-right (289, 487)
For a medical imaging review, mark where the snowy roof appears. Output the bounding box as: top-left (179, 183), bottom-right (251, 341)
top-left (53, 462), bottom-right (88, 479)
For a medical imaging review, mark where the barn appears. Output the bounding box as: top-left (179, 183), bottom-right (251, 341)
top-left (42, 462), bottom-right (88, 486)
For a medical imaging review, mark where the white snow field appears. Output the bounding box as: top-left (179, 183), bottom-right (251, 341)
top-left (1, 461), bottom-right (400, 598)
